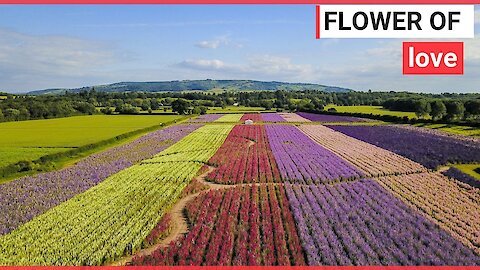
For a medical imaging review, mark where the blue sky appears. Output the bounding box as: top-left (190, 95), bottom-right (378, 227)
top-left (0, 5), bottom-right (479, 93)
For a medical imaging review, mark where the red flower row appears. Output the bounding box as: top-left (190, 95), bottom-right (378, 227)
top-left (131, 185), bottom-right (305, 266)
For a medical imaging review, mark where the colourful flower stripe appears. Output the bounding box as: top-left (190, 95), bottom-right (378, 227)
top-left (376, 172), bottom-right (480, 255)
top-left (206, 125), bottom-right (281, 184)
top-left (442, 167), bottom-right (480, 188)
top-left (261, 113), bottom-right (286, 122)
top-left (278, 113), bottom-right (310, 122)
top-left (328, 125), bottom-right (480, 169)
top-left (299, 125), bottom-right (427, 177)
top-left (0, 125), bottom-right (200, 236)
top-left (131, 185), bottom-right (305, 266)
top-left (0, 124), bottom-right (234, 266)
top-left (296, 112), bottom-right (369, 122)
top-left (189, 114), bottom-right (224, 122)
top-left (265, 125), bottom-right (364, 184)
top-left (214, 114), bottom-right (244, 122)
top-left (286, 180), bottom-right (480, 265)
top-left (240, 113), bottom-right (262, 122)
top-left (398, 125), bottom-right (480, 144)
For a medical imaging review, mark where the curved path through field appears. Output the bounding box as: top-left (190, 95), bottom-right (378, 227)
top-left (112, 137), bottom-right (262, 266)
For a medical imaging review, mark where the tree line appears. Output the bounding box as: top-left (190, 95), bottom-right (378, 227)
top-left (0, 90), bottom-right (479, 125)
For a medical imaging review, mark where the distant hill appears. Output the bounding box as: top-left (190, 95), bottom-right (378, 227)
top-left (27, 80), bottom-right (352, 95)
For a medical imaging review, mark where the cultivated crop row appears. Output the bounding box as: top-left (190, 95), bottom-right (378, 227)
top-left (206, 125), bottom-right (281, 184)
top-left (299, 125), bottom-right (426, 176)
top-left (261, 113), bottom-right (286, 122)
top-left (189, 114), bottom-right (224, 122)
top-left (278, 113), bottom-right (310, 122)
top-left (0, 125), bottom-right (199, 236)
top-left (215, 114), bottom-right (244, 122)
top-left (240, 113), bottom-right (262, 122)
top-left (442, 167), bottom-right (480, 188)
top-left (296, 112), bottom-right (369, 123)
top-left (131, 185), bottom-right (305, 266)
top-left (0, 124), bottom-right (233, 266)
top-left (329, 125), bottom-right (480, 169)
top-left (286, 180), bottom-right (480, 265)
top-left (376, 172), bottom-right (480, 255)
top-left (265, 125), bottom-right (364, 184)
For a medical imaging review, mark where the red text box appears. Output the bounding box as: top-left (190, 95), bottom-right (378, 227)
top-left (403, 42), bottom-right (463, 75)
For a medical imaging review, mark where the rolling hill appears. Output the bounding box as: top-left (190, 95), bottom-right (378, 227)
top-left (28, 80), bottom-right (352, 95)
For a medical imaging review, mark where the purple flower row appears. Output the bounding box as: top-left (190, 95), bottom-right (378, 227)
top-left (265, 125), bottom-right (364, 184)
top-left (328, 125), bottom-right (480, 169)
top-left (285, 180), bottom-right (480, 265)
top-left (0, 124), bottom-right (200, 235)
top-left (296, 112), bottom-right (369, 122)
top-left (442, 167), bottom-right (480, 189)
top-left (261, 113), bottom-right (286, 122)
top-left (189, 114), bottom-right (224, 122)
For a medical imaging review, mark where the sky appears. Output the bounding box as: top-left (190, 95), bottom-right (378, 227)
top-left (0, 5), bottom-right (479, 93)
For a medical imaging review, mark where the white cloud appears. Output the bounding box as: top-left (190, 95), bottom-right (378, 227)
top-left (176, 55), bottom-right (313, 82)
top-left (195, 40), bottom-right (222, 49)
top-left (178, 59), bottom-right (226, 69)
top-left (195, 35), bottom-right (242, 49)
top-left (0, 28), bottom-right (125, 92)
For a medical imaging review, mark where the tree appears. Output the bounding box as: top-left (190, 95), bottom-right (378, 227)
top-left (171, 99), bottom-right (191, 115)
top-left (413, 99), bottom-right (431, 118)
top-left (444, 100), bottom-right (465, 121)
top-left (4, 108), bottom-right (20, 120)
top-left (430, 100), bottom-right (447, 120)
top-left (0, 109), bottom-right (4, 121)
top-left (464, 100), bottom-right (480, 118)
top-left (116, 103), bottom-right (139, 114)
top-left (150, 99), bottom-right (161, 110)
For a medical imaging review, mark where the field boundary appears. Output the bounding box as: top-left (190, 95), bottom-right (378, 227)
top-left (0, 115), bottom-right (193, 184)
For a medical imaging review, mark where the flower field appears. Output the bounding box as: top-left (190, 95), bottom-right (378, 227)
top-left (299, 125), bottom-right (426, 176)
top-left (261, 113), bottom-right (286, 122)
top-left (286, 180), bottom-right (480, 265)
top-left (442, 167), bottom-right (480, 188)
top-left (215, 114), bottom-right (244, 122)
top-left (296, 112), bottom-right (369, 122)
top-left (240, 113), bottom-right (262, 122)
top-left (329, 125), bottom-right (480, 169)
top-left (189, 114), bottom-right (224, 122)
top-left (265, 125), bottom-right (364, 184)
top-left (376, 172), bottom-right (480, 254)
top-left (278, 113), bottom-right (310, 122)
top-left (0, 125), bottom-right (199, 236)
top-left (1, 112), bottom-right (479, 266)
top-left (206, 125), bottom-right (281, 184)
top-left (0, 124), bottom-right (233, 265)
top-left (131, 185), bottom-right (305, 266)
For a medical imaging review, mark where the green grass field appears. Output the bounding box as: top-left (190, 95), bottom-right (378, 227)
top-left (207, 106), bottom-right (275, 113)
top-left (324, 105), bottom-right (421, 119)
top-left (413, 123), bottom-right (480, 137)
top-left (0, 114), bottom-right (183, 168)
top-left (453, 164), bottom-right (480, 180)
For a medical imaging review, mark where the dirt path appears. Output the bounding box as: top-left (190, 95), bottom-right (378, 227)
top-left (112, 165), bottom-right (226, 266)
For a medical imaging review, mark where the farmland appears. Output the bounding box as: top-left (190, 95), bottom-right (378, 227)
top-left (0, 112), bottom-right (479, 266)
top-left (324, 105), bottom-right (421, 119)
top-left (0, 115), bottom-right (184, 169)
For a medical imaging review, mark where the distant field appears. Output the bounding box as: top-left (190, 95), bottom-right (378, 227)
top-left (413, 123), bottom-right (480, 137)
top-left (324, 105), bottom-right (420, 119)
top-left (207, 106), bottom-right (276, 113)
top-left (0, 115), bottom-right (183, 168)
top-left (453, 164), bottom-right (480, 180)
